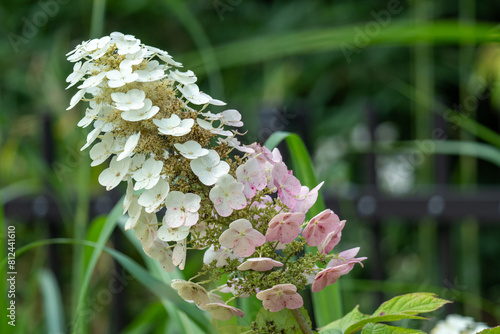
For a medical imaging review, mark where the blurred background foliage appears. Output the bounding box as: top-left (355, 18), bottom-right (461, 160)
top-left (1, 0), bottom-right (500, 333)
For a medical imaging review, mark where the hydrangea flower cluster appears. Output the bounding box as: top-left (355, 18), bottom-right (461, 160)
top-left (67, 32), bottom-right (365, 322)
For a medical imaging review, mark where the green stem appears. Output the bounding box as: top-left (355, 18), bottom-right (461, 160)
top-left (290, 308), bottom-right (313, 334)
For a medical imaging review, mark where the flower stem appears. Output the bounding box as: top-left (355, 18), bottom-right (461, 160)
top-left (290, 308), bottom-right (313, 334)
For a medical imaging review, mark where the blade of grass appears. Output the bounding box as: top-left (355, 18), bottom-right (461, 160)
top-left (72, 197), bottom-right (123, 334)
top-left (38, 269), bottom-right (65, 334)
top-left (1, 237), bottom-right (212, 331)
top-left (381, 73), bottom-right (500, 149)
top-left (121, 302), bottom-right (166, 334)
top-left (265, 131), bottom-right (342, 327)
top-left (119, 219), bottom-right (212, 334)
top-left (90, 0), bottom-right (106, 38)
top-left (162, 0), bottom-right (224, 96)
top-left (181, 21), bottom-right (499, 75)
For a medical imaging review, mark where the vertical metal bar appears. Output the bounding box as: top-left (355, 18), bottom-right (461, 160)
top-left (43, 114), bottom-right (59, 283)
top-left (366, 105), bottom-right (384, 306)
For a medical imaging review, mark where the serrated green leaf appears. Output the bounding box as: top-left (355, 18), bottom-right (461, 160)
top-left (320, 293), bottom-right (450, 334)
top-left (373, 293), bottom-right (450, 316)
top-left (361, 323), bottom-right (425, 334)
top-left (344, 315), bottom-right (426, 333)
top-left (320, 306), bottom-right (370, 332)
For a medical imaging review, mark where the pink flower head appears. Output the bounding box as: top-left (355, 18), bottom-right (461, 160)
top-left (248, 143), bottom-right (282, 166)
top-left (256, 284), bottom-right (303, 312)
top-left (317, 220), bottom-right (346, 254)
top-left (312, 248), bottom-right (366, 293)
top-left (237, 257), bottom-right (283, 271)
top-left (293, 181), bottom-right (324, 214)
top-left (326, 247), bottom-right (367, 269)
top-left (205, 303), bottom-right (244, 321)
top-left (236, 158), bottom-right (267, 198)
top-left (272, 162), bottom-right (301, 209)
top-left (302, 209), bottom-right (341, 247)
top-left (219, 219), bottom-right (265, 257)
top-left (209, 174), bottom-right (247, 217)
top-left (265, 212), bottom-right (305, 244)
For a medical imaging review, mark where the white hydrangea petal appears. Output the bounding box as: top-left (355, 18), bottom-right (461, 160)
top-left (67, 89), bottom-right (86, 110)
top-left (117, 132), bottom-right (140, 161)
top-left (158, 225), bottom-right (190, 242)
top-left (138, 178), bottom-right (170, 213)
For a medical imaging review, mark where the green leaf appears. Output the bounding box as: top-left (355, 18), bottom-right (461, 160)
top-left (320, 293), bottom-right (450, 334)
top-left (254, 307), bottom-right (309, 334)
top-left (121, 302), bottom-right (166, 334)
top-left (360, 323), bottom-right (425, 334)
top-left (265, 131), bottom-right (341, 327)
top-left (181, 21), bottom-right (499, 75)
top-left (38, 269), bottom-right (65, 334)
top-left (119, 219), bottom-right (212, 334)
top-left (373, 293), bottom-right (450, 317)
top-left (2, 237), bottom-right (212, 333)
top-left (72, 198), bottom-right (124, 333)
top-left (321, 306), bottom-right (370, 332)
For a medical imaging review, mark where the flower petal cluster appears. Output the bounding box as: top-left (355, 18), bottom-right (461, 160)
top-left (68, 32), bottom-right (366, 323)
top-left (219, 219), bottom-right (265, 257)
top-left (256, 284), bottom-right (303, 312)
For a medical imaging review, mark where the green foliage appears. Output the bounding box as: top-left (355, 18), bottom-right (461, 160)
top-left (320, 293), bottom-right (450, 334)
top-left (360, 323), bottom-right (425, 334)
top-left (252, 307), bottom-right (313, 334)
top-left (38, 269), bottom-right (65, 334)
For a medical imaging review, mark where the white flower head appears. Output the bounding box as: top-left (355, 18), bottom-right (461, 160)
top-left (98, 156), bottom-right (131, 191)
top-left (220, 109), bottom-right (243, 127)
top-left (209, 174), bottom-right (247, 217)
top-left (117, 132), bottom-right (140, 161)
top-left (172, 240), bottom-right (187, 270)
top-left (163, 191), bottom-right (201, 228)
top-left (190, 150), bottom-right (230, 186)
top-left (89, 132), bottom-right (114, 166)
top-left (121, 98), bottom-right (160, 121)
top-left (169, 69), bottom-right (197, 85)
top-left (158, 225), bottom-right (190, 242)
top-left (174, 141), bottom-right (209, 159)
top-left (111, 89), bottom-right (146, 111)
top-left (177, 84), bottom-right (211, 105)
top-left (106, 66), bottom-right (139, 88)
top-left (138, 178), bottom-right (170, 213)
top-left (133, 157), bottom-right (163, 190)
top-left (134, 212), bottom-right (158, 251)
top-left (203, 245), bottom-right (240, 267)
top-left (135, 60), bottom-right (166, 82)
top-left (153, 114), bottom-right (194, 136)
top-left (144, 239), bottom-right (175, 273)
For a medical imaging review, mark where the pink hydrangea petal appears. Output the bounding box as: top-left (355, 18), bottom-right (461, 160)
top-left (233, 236), bottom-right (255, 257)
